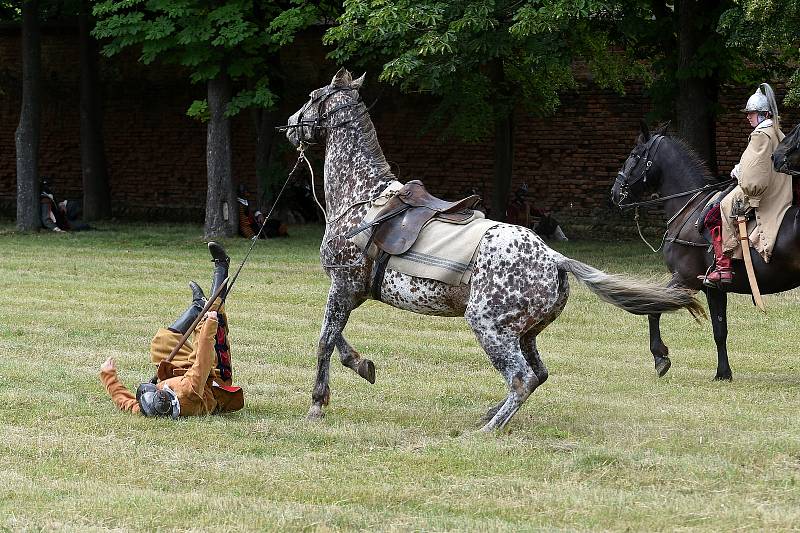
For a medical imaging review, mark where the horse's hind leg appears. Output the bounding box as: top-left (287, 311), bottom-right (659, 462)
top-left (336, 334), bottom-right (376, 384)
top-left (480, 331), bottom-right (548, 426)
top-left (648, 275), bottom-right (682, 377)
top-left (649, 314), bottom-right (672, 377)
top-left (469, 324), bottom-right (540, 432)
top-left (520, 331), bottom-right (549, 386)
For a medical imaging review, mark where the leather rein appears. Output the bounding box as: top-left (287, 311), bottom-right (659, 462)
top-left (625, 179), bottom-right (736, 253)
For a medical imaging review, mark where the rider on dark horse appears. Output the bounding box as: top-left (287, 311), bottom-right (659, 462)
top-left (699, 83), bottom-right (793, 288)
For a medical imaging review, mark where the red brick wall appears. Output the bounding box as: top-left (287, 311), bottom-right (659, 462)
top-left (1, 26), bottom-right (795, 234)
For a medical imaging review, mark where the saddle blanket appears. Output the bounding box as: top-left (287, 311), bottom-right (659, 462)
top-left (350, 181), bottom-right (501, 285)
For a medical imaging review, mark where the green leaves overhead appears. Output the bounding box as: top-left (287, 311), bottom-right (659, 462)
top-left (92, 0), bottom-right (333, 117)
top-left (326, 0), bottom-right (640, 140)
top-left (719, 0), bottom-right (800, 105)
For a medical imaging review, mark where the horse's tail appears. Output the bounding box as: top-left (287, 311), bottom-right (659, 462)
top-left (554, 253), bottom-right (706, 320)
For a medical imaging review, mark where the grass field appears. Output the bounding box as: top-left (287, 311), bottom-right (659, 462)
top-left (1, 222), bottom-right (799, 531)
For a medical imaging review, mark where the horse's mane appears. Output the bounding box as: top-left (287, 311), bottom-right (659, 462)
top-left (352, 105), bottom-right (395, 180)
top-left (663, 133), bottom-right (716, 182)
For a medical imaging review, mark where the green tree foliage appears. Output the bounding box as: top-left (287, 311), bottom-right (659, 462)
top-left (326, 1), bottom-right (645, 217)
top-left (326, 0), bottom-right (641, 141)
top-left (92, 0), bottom-right (338, 236)
top-left (327, 0), bottom-right (795, 183)
top-left (720, 0), bottom-right (800, 105)
top-left (92, 0), bottom-right (336, 117)
top-left (0, 2), bottom-right (20, 20)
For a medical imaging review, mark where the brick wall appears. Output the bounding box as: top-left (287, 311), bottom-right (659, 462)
top-left (0, 26), bottom-right (795, 236)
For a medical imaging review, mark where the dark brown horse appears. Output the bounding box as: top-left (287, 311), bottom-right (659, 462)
top-left (611, 122), bottom-right (800, 380)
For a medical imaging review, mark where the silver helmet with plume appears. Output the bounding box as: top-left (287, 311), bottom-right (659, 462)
top-left (741, 83), bottom-right (780, 128)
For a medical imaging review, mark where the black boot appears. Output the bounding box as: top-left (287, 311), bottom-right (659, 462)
top-left (189, 280), bottom-right (206, 307)
top-left (167, 282), bottom-right (206, 334)
top-left (208, 241), bottom-right (230, 301)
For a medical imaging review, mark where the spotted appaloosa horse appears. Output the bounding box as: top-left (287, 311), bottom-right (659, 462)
top-left (284, 69), bottom-right (704, 431)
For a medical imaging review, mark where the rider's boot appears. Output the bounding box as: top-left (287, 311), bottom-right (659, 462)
top-left (700, 225), bottom-right (734, 288)
top-left (208, 241), bottom-right (230, 303)
top-left (167, 281), bottom-right (206, 334)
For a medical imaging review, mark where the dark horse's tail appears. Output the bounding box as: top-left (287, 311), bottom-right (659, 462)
top-left (554, 254), bottom-right (706, 320)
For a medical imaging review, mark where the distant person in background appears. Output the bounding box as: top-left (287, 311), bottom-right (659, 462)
top-left (506, 183), bottom-right (568, 241)
top-left (40, 177), bottom-right (90, 232)
top-left (237, 184), bottom-right (288, 239)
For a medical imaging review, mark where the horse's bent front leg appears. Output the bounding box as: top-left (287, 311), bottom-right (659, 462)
top-left (336, 334), bottom-right (376, 384)
top-left (648, 314), bottom-right (671, 377)
top-left (705, 287), bottom-right (732, 381)
top-left (308, 285), bottom-right (356, 420)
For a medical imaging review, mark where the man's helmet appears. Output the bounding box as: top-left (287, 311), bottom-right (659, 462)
top-left (742, 87), bottom-right (770, 113)
top-left (136, 382), bottom-right (180, 419)
top-left (742, 83), bottom-right (780, 121)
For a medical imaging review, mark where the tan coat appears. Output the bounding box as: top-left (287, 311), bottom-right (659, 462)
top-left (100, 314), bottom-right (244, 416)
top-left (721, 120), bottom-right (792, 262)
top-left (149, 303), bottom-right (230, 384)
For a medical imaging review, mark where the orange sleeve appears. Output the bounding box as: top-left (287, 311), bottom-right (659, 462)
top-left (183, 315), bottom-right (218, 395)
top-left (100, 369), bottom-right (141, 414)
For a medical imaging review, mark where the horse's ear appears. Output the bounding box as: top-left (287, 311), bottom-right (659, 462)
top-left (639, 120), bottom-right (650, 143)
top-left (351, 72), bottom-right (366, 89)
top-left (654, 120), bottom-right (671, 136)
top-left (331, 68), bottom-right (353, 87)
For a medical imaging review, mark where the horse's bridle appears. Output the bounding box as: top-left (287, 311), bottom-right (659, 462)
top-left (276, 86), bottom-right (373, 139)
top-left (613, 134), bottom-right (666, 206)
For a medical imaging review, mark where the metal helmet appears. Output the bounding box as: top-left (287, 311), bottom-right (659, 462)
top-left (742, 87), bottom-right (770, 113)
top-left (742, 83), bottom-right (779, 117)
top-left (136, 382), bottom-right (180, 419)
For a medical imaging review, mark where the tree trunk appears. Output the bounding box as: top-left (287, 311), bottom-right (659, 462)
top-left (205, 72), bottom-right (237, 238)
top-left (491, 111), bottom-right (514, 221)
top-left (676, 0), bottom-right (719, 174)
top-left (15, 0), bottom-right (41, 232)
top-left (79, 0), bottom-right (111, 220)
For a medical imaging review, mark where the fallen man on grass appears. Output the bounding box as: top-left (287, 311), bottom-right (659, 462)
top-left (99, 242), bottom-right (244, 418)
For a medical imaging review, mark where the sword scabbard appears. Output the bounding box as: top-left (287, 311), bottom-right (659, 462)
top-left (736, 217), bottom-right (766, 313)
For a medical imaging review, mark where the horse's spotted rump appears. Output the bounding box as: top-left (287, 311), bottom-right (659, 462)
top-left (468, 225), bottom-right (566, 333)
top-left (285, 69), bottom-right (700, 431)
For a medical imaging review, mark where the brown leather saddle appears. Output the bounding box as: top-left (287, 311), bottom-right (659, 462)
top-left (348, 180), bottom-right (480, 255)
top-left (346, 180), bottom-right (481, 300)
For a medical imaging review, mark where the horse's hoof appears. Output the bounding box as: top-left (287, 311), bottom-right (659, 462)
top-left (654, 356), bottom-right (672, 377)
top-left (306, 405), bottom-right (325, 420)
top-left (713, 373), bottom-right (733, 382)
top-left (357, 358), bottom-right (376, 384)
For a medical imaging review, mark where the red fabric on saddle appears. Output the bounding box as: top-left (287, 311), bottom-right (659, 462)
top-left (703, 203), bottom-right (722, 228)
